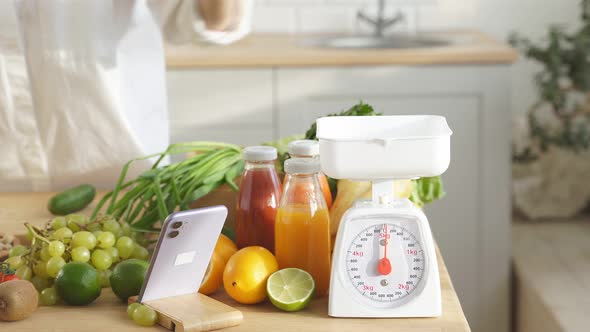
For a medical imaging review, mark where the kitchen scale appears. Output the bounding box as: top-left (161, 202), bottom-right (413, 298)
top-left (316, 115), bottom-right (452, 318)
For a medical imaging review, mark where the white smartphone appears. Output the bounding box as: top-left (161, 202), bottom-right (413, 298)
top-left (138, 206), bottom-right (228, 303)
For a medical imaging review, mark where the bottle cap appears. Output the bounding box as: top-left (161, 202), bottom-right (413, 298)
top-left (287, 140), bottom-right (320, 157)
top-left (243, 146), bottom-right (277, 162)
top-left (284, 158), bottom-right (321, 174)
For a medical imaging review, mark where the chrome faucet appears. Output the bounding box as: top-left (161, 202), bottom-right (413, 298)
top-left (357, 0), bottom-right (405, 37)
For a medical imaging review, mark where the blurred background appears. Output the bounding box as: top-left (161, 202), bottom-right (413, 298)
top-left (1, 1), bottom-right (588, 332)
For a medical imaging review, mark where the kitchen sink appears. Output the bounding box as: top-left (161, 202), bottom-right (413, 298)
top-left (299, 34), bottom-right (452, 49)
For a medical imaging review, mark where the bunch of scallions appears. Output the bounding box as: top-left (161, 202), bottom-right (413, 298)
top-left (91, 142), bottom-right (243, 233)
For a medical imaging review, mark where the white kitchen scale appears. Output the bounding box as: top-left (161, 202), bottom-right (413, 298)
top-left (316, 115), bottom-right (452, 318)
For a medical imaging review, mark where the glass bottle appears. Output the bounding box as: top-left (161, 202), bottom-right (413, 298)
top-left (275, 158), bottom-right (331, 296)
top-left (286, 140), bottom-right (333, 209)
top-left (235, 146), bottom-right (282, 253)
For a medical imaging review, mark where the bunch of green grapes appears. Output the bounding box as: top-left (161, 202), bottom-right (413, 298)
top-left (5, 214), bottom-right (150, 305)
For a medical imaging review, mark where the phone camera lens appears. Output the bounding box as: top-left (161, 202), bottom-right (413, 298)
top-left (172, 221), bottom-right (183, 229)
top-left (168, 230), bottom-right (179, 238)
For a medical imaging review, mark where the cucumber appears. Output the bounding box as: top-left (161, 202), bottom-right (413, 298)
top-left (48, 184), bottom-right (96, 215)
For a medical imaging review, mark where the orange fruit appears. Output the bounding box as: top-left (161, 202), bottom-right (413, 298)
top-left (198, 251), bottom-right (224, 295)
top-left (215, 234), bottom-right (237, 264)
top-left (223, 246), bottom-right (278, 304)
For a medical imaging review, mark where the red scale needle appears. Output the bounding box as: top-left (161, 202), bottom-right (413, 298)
top-left (378, 224), bottom-right (392, 275)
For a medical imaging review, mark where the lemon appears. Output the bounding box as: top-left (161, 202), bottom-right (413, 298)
top-left (110, 259), bottom-right (149, 302)
top-left (198, 251), bottom-right (224, 295)
top-left (267, 268), bottom-right (315, 312)
top-left (54, 262), bottom-right (101, 306)
top-left (223, 246), bottom-right (278, 304)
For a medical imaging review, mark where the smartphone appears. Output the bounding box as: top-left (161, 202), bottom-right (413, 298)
top-left (138, 206), bottom-right (228, 303)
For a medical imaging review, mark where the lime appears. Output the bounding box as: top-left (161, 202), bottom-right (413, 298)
top-left (266, 268), bottom-right (315, 312)
top-left (54, 262), bottom-right (101, 306)
top-left (110, 259), bottom-right (149, 302)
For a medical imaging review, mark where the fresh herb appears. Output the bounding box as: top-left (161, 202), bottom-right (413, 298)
top-left (91, 142), bottom-right (244, 233)
top-left (304, 101), bottom-right (382, 140)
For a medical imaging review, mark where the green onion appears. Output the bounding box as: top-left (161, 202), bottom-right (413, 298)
top-left (92, 142), bottom-right (243, 232)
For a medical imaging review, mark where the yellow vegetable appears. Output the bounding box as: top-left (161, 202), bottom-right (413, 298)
top-left (329, 179), bottom-right (414, 239)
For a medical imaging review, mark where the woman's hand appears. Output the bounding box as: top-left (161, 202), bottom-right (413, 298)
top-left (198, 0), bottom-right (242, 31)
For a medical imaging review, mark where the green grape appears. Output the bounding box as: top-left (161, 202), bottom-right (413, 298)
top-left (50, 216), bottom-right (67, 230)
top-left (102, 219), bottom-right (121, 234)
top-left (86, 222), bottom-right (102, 232)
top-left (106, 247), bottom-right (120, 264)
top-left (66, 214), bottom-right (88, 226)
top-left (131, 245), bottom-right (149, 261)
top-left (92, 230), bottom-right (104, 239)
top-left (5, 256), bottom-right (24, 269)
top-left (40, 246), bottom-right (52, 262)
top-left (31, 275), bottom-right (51, 292)
top-left (97, 232), bottom-right (116, 249)
top-left (52, 227), bottom-right (73, 241)
top-left (71, 231), bottom-right (97, 250)
top-left (33, 260), bottom-right (49, 278)
top-left (48, 240), bottom-right (65, 257)
top-left (99, 269), bottom-right (112, 288)
top-left (115, 229), bottom-right (124, 239)
top-left (91, 249), bottom-right (112, 271)
top-left (16, 265), bottom-right (33, 280)
top-left (116, 236), bottom-right (135, 259)
top-left (46, 256), bottom-right (66, 278)
top-left (127, 303), bottom-right (141, 319)
top-left (25, 229), bottom-right (33, 241)
top-left (71, 246), bottom-right (91, 263)
top-left (40, 287), bottom-right (58, 306)
top-left (132, 304), bottom-right (158, 326)
top-left (121, 223), bottom-right (132, 237)
top-left (132, 232), bottom-right (147, 247)
top-left (9, 245), bottom-right (27, 257)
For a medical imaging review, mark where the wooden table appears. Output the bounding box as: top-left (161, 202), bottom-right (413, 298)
top-left (0, 192), bottom-right (470, 332)
top-left (512, 217), bottom-right (590, 332)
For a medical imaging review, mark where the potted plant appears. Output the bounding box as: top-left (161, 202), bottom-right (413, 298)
top-left (510, 0), bottom-right (590, 219)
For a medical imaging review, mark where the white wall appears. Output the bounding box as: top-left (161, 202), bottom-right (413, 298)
top-left (253, 0), bottom-right (580, 116)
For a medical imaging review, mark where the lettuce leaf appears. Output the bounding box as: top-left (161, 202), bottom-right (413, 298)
top-left (410, 177), bottom-right (446, 208)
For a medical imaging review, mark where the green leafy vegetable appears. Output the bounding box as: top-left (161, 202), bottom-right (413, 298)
top-left (91, 142), bottom-right (244, 232)
top-left (304, 101), bottom-right (381, 140)
top-left (409, 177), bottom-right (446, 208)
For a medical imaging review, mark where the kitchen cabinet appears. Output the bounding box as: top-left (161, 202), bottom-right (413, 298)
top-left (167, 69), bottom-right (274, 145)
top-left (166, 63), bottom-right (511, 332)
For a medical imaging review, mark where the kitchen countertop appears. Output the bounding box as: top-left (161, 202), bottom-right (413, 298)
top-left (512, 217), bottom-right (590, 332)
top-left (165, 30), bottom-right (518, 68)
top-left (0, 192), bottom-right (471, 332)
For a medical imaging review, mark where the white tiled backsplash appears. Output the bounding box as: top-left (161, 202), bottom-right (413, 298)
top-left (252, 0), bottom-right (477, 34)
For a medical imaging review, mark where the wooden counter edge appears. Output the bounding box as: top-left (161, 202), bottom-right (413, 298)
top-left (165, 30), bottom-right (518, 69)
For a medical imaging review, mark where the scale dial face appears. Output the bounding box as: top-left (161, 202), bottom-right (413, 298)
top-left (345, 221), bottom-right (426, 306)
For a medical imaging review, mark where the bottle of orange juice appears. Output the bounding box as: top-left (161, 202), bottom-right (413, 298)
top-left (275, 158), bottom-right (331, 296)
top-left (285, 140), bottom-right (333, 209)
